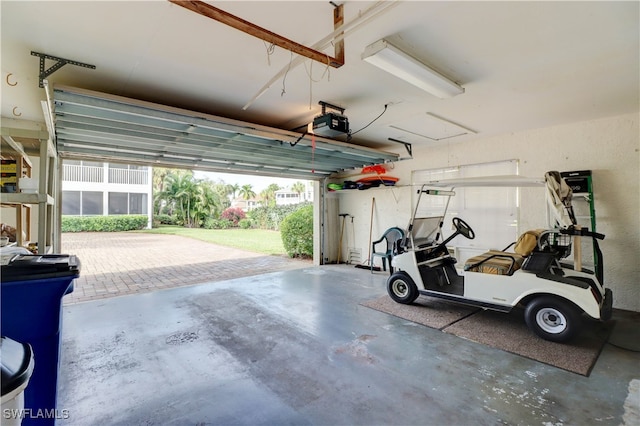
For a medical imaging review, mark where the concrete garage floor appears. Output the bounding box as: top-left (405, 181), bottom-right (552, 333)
top-left (58, 265), bottom-right (639, 426)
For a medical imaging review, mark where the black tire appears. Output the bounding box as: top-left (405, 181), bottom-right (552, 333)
top-left (387, 272), bottom-right (419, 304)
top-left (524, 296), bottom-right (583, 342)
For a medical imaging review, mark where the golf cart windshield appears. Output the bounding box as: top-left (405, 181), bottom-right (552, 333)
top-left (408, 216), bottom-right (445, 249)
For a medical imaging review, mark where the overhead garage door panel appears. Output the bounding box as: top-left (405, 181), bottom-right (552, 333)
top-left (53, 86), bottom-right (399, 180)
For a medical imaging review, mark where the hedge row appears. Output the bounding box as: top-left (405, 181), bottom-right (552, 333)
top-left (62, 215), bottom-right (148, 232)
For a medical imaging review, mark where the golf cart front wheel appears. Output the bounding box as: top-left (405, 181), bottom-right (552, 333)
top-left (524, 296), bottom-right (582, 342)
top-left (387, 272), bottom-right (419, 304)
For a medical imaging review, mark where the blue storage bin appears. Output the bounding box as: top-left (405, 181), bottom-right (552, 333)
top-left (1, 254), bottom-right (79, 425)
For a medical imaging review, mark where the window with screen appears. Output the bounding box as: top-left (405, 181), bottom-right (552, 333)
top-left (82, 192), bottom-right (103, 215)
top-left (129, 193), bottom-right (147, 215)
top-left (62, 191), bottom-right (81, 215)
top-left (108, 192), bottom-right (128, 215)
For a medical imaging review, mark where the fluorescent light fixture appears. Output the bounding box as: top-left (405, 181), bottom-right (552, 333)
top-left (362, 39), bottom-right (464, 99)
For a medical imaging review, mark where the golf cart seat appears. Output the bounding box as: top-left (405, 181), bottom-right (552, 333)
top-left (464, 229), bottom-right (544, 275)
top-left (371, 227), bottom-right (405, 274)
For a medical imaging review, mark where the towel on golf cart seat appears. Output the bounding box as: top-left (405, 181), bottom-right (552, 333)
top-left (464, 229), bottom-right (544, 275)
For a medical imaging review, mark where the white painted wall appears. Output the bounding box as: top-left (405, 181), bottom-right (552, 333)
top-left (332, 113), bottom-right (639, 312)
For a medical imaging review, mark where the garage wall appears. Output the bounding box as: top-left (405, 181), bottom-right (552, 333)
top-left (333, 112), bottom-right (639, 312)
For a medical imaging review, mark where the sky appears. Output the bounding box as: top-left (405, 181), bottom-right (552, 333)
top-left (194, 171), bottom-right (309, 193)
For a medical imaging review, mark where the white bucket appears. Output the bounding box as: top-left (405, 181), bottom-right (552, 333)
top-left (0, 338), bottom-right (35, 426)
top-left (1, 386), bottom-right (28, 426)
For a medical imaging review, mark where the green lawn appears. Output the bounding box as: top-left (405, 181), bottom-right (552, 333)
top-left (138, 226), bottom-right (287, 256)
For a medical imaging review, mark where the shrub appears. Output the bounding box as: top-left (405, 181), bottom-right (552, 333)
top-left (249, 202), bottom-right (311, 230)
top-left (221, 207), bottom-right (246, 226)
top-left (204, 218), bottom-right (232, 229)
top-left (280, 205), bottom-right (313, 258)
top-left (62, 215), bottom-right (148, 232)
top-left (155, 214), bottom-right (177, 225)
top-left (238, 218), bottom-right (252, 229)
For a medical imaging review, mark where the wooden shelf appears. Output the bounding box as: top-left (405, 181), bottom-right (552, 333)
top-left (1, 193), bottom-right (54, 205)
top-left (1, 129), bottom-right (57, 254)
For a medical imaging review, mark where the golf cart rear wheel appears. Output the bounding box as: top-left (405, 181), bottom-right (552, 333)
top-left (524, 296), bottom-right (582, 342)
top-left (387, 272), bottom-right (419, 304)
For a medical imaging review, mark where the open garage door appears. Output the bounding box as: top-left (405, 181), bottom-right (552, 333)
top-left (52, 85), bottom-right (400, 265)
top-left (52, 85), bottom-right (399, 180)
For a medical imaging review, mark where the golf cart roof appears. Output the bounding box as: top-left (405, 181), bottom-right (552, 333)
top-left (424, 175), bottom-right (545, 188)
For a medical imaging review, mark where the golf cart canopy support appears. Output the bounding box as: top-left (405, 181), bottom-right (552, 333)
top-left (423, 175), bottom-right (546, 188)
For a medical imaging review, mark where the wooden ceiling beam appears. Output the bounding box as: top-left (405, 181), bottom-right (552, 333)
top-left (333, 2), bottom-right (344, 65)
top-left (169, 0), bottom-right (345, 68)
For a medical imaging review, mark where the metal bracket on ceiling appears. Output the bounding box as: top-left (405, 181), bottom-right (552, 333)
top-left (31, 51), bottom-right (96, 88)
top-left (319, 101), bottom-right (345, 115)
top-left (388, 137), bottom-right (413, 158)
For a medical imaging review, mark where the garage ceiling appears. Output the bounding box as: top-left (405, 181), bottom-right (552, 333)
top-left (53, 85), bottom-right (398, 180)
top-left (1, 1), bottom-right (638, 176)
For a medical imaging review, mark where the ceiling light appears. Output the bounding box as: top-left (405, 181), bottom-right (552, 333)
top-left (362, 39), bottom-right (464, 99)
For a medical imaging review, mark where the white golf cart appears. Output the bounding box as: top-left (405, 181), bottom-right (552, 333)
top-left (386, 174), bottom-right (613, 343)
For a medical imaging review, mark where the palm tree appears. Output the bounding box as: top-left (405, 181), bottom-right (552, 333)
top-left (212, 181), bottom-right (232, 210)
top-left (158, 170), bottom-right (198, 226)
top-left (192, 180), bottom-right (223, 226)
top-left (156, 170), bottom-right (181, 216)
top-left (239, 184), bottom-right (256, 200)
top-left (291, 181), bottom-right (306, 202)
top-left (173, 175), bottom-right (198, 227)
top-left (260, 183), bottom-right (281, 207)
top-left (152, 167), bottom-right (174, 215)
top-left (226, 183), bottom-right (240, 201)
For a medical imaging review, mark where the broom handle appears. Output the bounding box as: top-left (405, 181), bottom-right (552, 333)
top-left (337, 215), bottom-right (346, 264)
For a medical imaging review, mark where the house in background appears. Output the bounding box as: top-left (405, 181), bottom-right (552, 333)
top-left (232, 181), bottom-right (313, 211)
top-left (231, 197), bottom-right (261, 212)
top-left (61, 160), bottom-right (153, 228)
top-left (275, 182), bottom-right (313, 206)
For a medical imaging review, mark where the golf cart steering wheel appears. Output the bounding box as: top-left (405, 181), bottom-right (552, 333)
top-left (452, 217), bottom-right (475, 240)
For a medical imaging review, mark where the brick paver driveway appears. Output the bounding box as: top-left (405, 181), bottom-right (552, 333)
top-left (61, 232), bottom-right (312, 304)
